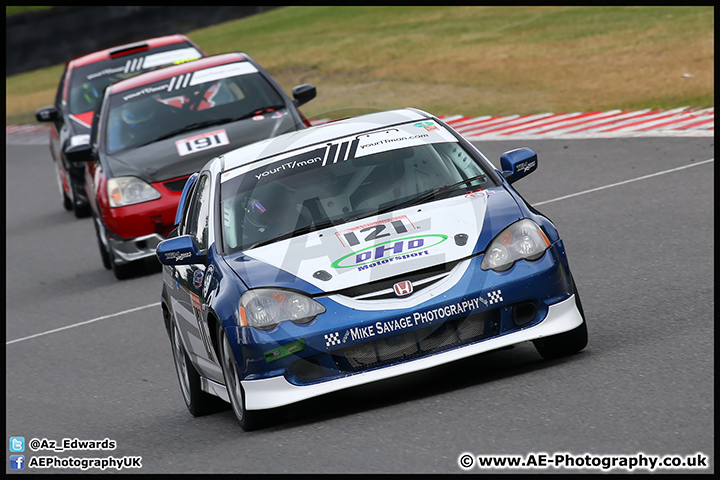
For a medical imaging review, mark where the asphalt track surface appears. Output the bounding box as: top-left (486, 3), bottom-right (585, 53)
top-left (5, 136), bottom-right (714, 474)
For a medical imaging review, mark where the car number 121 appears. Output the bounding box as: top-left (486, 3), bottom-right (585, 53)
top-left (176, 129), bottom-right (229, 157)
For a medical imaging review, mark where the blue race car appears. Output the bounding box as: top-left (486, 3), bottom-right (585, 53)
top-left (157, 108), bottom-right (588, 430)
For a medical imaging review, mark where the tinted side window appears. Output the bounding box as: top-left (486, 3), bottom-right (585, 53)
top-left (55, 66), bottom-right (68, 111)
top-left (184, 175), bottom-right (211, 250)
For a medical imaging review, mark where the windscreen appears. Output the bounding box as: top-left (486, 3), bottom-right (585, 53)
top-left (103, 61), bottom-right (286, 154)
top-left (67, 44), bottom-right (202, 115)
top-left (220, 121), bottom-right (497, 254)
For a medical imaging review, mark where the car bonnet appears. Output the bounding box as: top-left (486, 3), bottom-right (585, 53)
top-left (104, 111), bottom-right (299, 183)
top-left (225, 186), bottom-right (523, 294)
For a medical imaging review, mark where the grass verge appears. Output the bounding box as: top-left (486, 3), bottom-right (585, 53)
top-left (6, 6), bottom-right (714, 124)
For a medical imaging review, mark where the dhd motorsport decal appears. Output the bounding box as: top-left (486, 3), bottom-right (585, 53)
top-left (323, 289), bottom-right (503, 348)
top-left (330, 234), bottom-right (448, 269)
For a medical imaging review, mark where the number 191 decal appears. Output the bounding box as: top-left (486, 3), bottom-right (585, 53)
top-left (176, 129), bottom-right (229, 157)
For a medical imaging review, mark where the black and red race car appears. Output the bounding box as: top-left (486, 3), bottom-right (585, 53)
top-left (70, 52), bottom-right (316, 279)
top-left (35, 34), bottom-right (205, 218)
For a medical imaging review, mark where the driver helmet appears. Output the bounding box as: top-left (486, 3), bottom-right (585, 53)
top-left (121, 100), bottom-right (156, 128)
top-left (245, 184), bottom-right (292, 228)
top-left (81, 82), bottom-right (100, 105)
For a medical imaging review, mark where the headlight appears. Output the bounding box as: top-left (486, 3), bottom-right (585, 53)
top-left (239, 289), bottom-right (326, 330)
top-left (107, 176), bottom-right (161, 207)
top-left (481, 219), bottom-right (551, 272)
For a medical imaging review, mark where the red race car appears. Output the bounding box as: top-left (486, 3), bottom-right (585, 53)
top-left (70, 52), bottom-right (316, 279)
top-left (35, 34), bottom-right (205, 218)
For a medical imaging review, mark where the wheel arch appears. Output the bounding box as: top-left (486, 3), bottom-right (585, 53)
top-left (160, 285), bottom-right (172, 334)
top-left (206, 309), bottom-right (223, 362)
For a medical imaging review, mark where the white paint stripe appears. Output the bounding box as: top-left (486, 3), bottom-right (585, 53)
top-left (458, 113), bottom-right (552, 135)
top-left (441, 114), bottom-right (466, 123)
top-left (643, 115), bottom-right (716, 131)
top-left (454, 115), bottom-right (519, 133)
top-left (536, 109), bottom-right (653, 135)
top-left (597, 107), bottom-right (691, 132)
top-left (510, 110), bottom-right (624, 135)
top-left (6, 302), bottom-right (161, 345)
top-left (575, 109), bottom-right (666, 132)
top-left (321, 143), bottom-right (331, 167)
top-left (534, 158), bottom-right (714, 206)
top-left (446, 115), bottom-right (494, 128)
top-left (69, 114), bottom-right (92, 129)
top-left (173, 74), bottom-right (184, 91)
top-left (673, 117), bottom-right (714, 130)
top-left (635, 109), bottom-right (716, 130)
top-left (497, 111), bottom-right (590, 135)
top-left (470, 113), bottom-right (561, 135)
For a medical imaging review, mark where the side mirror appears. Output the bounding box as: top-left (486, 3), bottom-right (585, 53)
top-left (292, 83), bottom-right (316, 107)
top-left (156, 235), bottom-right (207, 266)
top-left (500, 147), bottom-right (537, 184)
top-left (35, 106), bottom-right (58, 122)
top-left (64, 134), bottom-right (94, 162)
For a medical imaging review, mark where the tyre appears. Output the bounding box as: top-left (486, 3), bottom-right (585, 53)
top-left (111, 257), bottom-right (140, 280)
top-left (55, 164), bottom-right (73, 211)
top-left (99, 223), bottom-right (144, 279)
top-left (169, 318), bottom-right (225, 416)
top-left (533, 279), bottom-right (588, 360)
top-left (218, 325), bottom-right (266, 431)
top-left (104, 231), bottom-right (140, 280)
top-left (98, 228), bottom-right (142, 280)
top-left (62, 189), bottom-right (73, 211)
top-left (72, 197), bottom-right (91, 218)
top-left (93, 217), bottom-right (112, 270)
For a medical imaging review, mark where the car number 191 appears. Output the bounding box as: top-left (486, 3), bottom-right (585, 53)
top-left (176, 129), bottom-right (229, 156)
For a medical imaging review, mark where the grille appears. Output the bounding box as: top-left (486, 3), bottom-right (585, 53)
top-left (338, 309), bottom-right (499, 371)
top-left (333, 259), bottom-right (462, 300)
top-left (163, 177), bottom-right (191, 192)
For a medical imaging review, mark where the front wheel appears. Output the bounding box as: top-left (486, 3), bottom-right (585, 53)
top-left (93, 216), bottom-right (111, 270)
top-left (218, 325), bottom-right (266, 431)
top-left (169, 318), bottom-right (225, 416)
top-left (533, 280), bottom-right (588, 360)
top-left (54, 163), bottom-right (73, 211)
top-left (73, 201), bottom-right (91, 218)
top-left (103, 227), bottom-right (141, 280)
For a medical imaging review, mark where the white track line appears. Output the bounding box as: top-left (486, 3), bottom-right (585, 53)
top-left (534, 158), bottom-right (713, 206)
top-left (6, 302), bottom-right (161, 345)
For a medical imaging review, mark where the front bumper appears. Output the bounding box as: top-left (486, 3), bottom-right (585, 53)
top-left (108, 232), bottom-right (165, 264)
top-left (241, 294), bottom-right (583, 410)
top-left (102, 175), bottom-right (191, 264)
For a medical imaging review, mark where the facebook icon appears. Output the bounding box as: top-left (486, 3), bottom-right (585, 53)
top-left (10, 455), bottom-right (25, 470)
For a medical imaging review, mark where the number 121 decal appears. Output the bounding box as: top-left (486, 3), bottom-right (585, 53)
top-left (176, 129), bottom-right (229, 157)
top-left (336, 215), bottom-right (417, 247)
